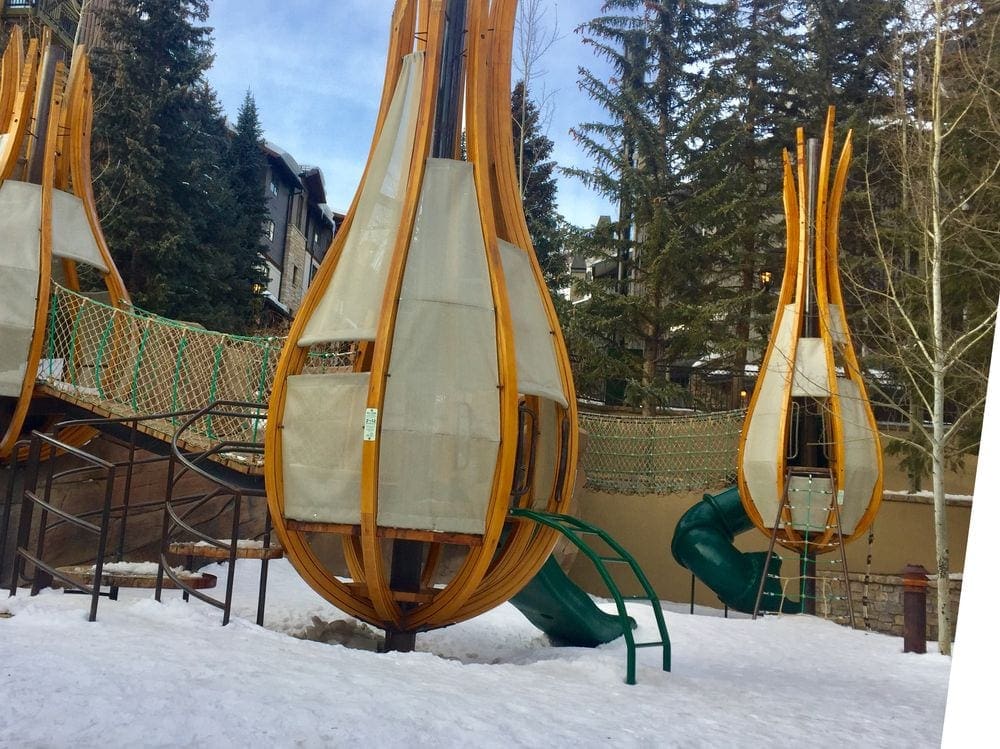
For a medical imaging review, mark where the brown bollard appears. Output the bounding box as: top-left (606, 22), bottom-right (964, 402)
top-left (902, 564), bottom-right (930, 654)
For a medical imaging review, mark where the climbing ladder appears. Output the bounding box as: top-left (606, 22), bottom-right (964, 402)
top-left (510, 508), bottom-right (670, 685)
top-left (752, 466), bottom-right (856, 625)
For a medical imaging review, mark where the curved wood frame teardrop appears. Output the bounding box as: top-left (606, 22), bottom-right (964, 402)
top-left (737, 108), bottom-right (882, 554)
top-left (0, 32), bottom-right (131, 461)
top-left (264, 0), bottom-right (578, 633)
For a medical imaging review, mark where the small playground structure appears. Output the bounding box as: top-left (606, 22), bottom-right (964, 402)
top-left (0, 27), bottom-right (129, 459)
top-left (673, 111), bottom-right (884, 619)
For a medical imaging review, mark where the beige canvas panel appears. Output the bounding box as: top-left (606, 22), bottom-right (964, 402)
top-left (378, 158), bottom-right (500, 534)
top-left (791, 337), bottom-right (831, 397)
top-left (51, 189), bottom-right (109, 273)
top-left (399, 159), bottom-right (494, 307)
top-left (828, 304), bottom-right (847, 344)
top-left (382, 300), bottom-right (500, 439)
top-left (377, 431), bottom-right (500, 535)
top-left (742, 306), bottom-right (796, 527)
top-left (299, 52), bottom-right (424, 345)
top-left (835, 377), bottom-right (880, 534)
top-left (281, 373), bottom-right (369, 524)
top-left (498, 239), bottom-right (568, 407)
top-left (0, 180), bottom-right (41, 397)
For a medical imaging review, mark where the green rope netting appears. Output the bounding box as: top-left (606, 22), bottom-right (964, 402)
top-left (41, 284), bottom-right (743, 492)
top-left (579, 409), bottom-right (744, 494)
top-left (39, 284), bottom-right (352, 446)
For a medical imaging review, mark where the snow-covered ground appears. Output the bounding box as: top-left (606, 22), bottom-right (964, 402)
top-left (1, 559), bottom-right (951, 748)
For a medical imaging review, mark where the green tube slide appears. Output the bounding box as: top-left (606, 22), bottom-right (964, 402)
top-left (671, 486), bottom-right (800, 614)
top-left (510, 555), bottom-right (634, 647)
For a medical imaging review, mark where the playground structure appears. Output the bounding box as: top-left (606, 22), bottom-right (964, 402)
top-left (263, 0), bottom-right (622, 649)
top-left (1, 0), bottom-right (890, 685)
top-left (0, 27), bottom-right (129, 459)
top-left (0, 1), bottom-right (669, 683)
top-left (673, 111), bottom-right (884, 618)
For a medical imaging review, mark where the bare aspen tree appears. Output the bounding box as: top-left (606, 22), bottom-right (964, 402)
top-left (513, 0), bottom-right (561, 198)
top-left (854, 0), bottom-right (999, 655)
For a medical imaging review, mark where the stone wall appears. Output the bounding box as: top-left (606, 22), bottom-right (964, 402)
top-left (278, 225), bottom-right (308, 313)
top-left (816, 571), bottom-right (962, 640)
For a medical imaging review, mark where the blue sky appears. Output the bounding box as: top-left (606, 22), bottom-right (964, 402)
top-left (204, 0), bottom-right (614, 227)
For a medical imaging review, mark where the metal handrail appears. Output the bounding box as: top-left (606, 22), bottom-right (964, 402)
top-left (8, 431), bottom-right (119, 622)
top-left (156, 400), bottom-right (275, 625)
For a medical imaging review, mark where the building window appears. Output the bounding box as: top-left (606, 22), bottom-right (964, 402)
top-left (269, 180), bottom-right (278, 197)
top-left (263, 219), bottom-right (275, 242)
top-left (292, 265), bottom-right (299, 287)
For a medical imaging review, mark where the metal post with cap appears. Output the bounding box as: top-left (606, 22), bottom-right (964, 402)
top-left (902, 563), bottom-right (930, 654)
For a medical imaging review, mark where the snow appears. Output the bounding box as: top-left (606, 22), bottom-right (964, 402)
top-left (96, 561), bottom-right (203, 578)
top-left (1, 559), bottom-right (951, 748)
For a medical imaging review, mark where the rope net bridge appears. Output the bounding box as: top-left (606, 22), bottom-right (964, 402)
top-left (35, 284), bottom-right (354, 471)
top-left (580, 410), bottom-right (745, 494)
top-left (37, 283), bottom-right (746, 489)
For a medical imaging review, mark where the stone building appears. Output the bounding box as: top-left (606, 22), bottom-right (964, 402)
top-left (261, 140), bottom-right (343, 320)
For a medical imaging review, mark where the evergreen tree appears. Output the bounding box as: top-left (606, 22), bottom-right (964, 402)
top-left (566, 0), bottom-right (718, 414)
top-left (694, 0), bottom-right (806, 402)
top-left (801, 0), bottom-right (906, 120)
top-left (511, 80), bottom-right (561, 286)
top-left (224, 91), bottom-right (269, 329)
top-left (90, 0), bottom-right (262, 331)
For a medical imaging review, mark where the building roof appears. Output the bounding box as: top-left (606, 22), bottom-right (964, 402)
top-left (263, 140), bottom-right (304, 187)
top-left (261, 140), bottom-right (346, 229)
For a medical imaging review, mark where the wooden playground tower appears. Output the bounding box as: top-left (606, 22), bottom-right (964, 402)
top-left (265, 0), bottom-right (583, 649)
top-left (0, 25), bottom-right (129, 459)
top-left (737, 109), bottom-right (883, 616)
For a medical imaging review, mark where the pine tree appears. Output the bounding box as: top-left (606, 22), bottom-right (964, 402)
top-left (566, 0), bottom-right (718, 414)
top-left (694, 0), bottom-right (806, 403)
top-left (511, 80), bottom-right (561, 286)
top-left (90, 0), bottom-right (262, 331)
top-left (223, 91), bottom-right (269, 330)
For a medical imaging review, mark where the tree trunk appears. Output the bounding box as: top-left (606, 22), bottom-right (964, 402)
top-left (929, 0), bottom-right (952, 656)
top-left (642, 325), bottom-right (658, 417)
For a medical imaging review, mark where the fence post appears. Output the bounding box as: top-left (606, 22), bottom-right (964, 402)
top-left (902, 563), bottom-right (929, 654)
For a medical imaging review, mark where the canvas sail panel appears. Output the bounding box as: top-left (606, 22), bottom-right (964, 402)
top-left (828, 304), bottom-right (847, 344)
top-left (299, 52), bottom-right (424, 345)
top-left (531, 398), bottom-right (560, 510)
top-left (836, 377), bottom-right (880, 534)
top-left (0, 180), bottom-right (41, 397)
top-left (282, 373), bottom-right (369, 524)
top-left (378, 158), bottom-right (500, 535)
top-left (498, 240), bottom-right (568, 407)
top-left (51, 189), bottom-right (109, 272)
top-left (791, 338), bottom-right (831, 397)
top-left (742, 306), bottom-right (796, 527)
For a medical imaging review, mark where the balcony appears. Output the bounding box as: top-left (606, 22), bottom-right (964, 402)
top-left (1, 1), bottom-right (81, 49)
